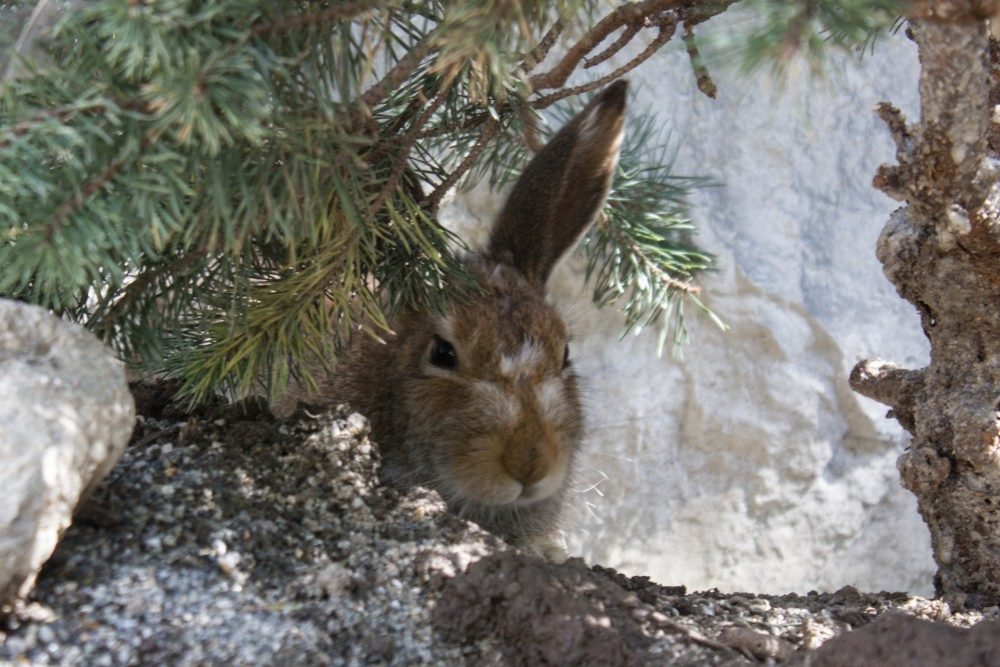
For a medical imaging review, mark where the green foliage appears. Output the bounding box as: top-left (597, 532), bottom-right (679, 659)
top-left (0, 0), bottom-right (899, 404)
top-left (477, 101), bottom-right (723, 355)
top-left (584, 115), bottom-right (725, 355)
top-left (1, 0), bottom-right (473, 403)
top-left (736, 0), bottom-right (909, 72)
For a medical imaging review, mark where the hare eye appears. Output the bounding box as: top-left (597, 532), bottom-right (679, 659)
top-left (562, 344), bottom-right (570, 369)
top-left (429, 335), bottom-right (458, 369)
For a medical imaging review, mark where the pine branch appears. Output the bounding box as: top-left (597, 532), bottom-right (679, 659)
top-left (533, 20), bottom-right (680, 109)
top-left (520, 19), bottom-right (564, 71)
top-left (737, 0), bottom-right (908, 72)
top-left (1, 0), bottom-right (895, 401)
top-left (371, 89), bottom-right (449, 215)
top-left (94, 252), bottom-right (202, 342)
top-left (421, 117), bottom-right (500, 210)
top-left (530, 0), bottom-right (674, 90)
top-left (51, 135), bottom-right (148, 227)
top-left (595, 213), bottom-right (702, 295)
top-left (683, 24), bottom-right (717, 98)
top-left (584, 22), bottom-right (642, 69)
top-left (360, 36), bottom-right (434, 110)
top-left (250, 1), bottom-right (384, 37)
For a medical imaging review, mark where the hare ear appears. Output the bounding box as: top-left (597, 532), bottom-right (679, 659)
top-left (487, 81), bottom-right (627, 287)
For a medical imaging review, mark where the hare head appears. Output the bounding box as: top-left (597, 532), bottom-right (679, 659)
top-left (333, 81), bottom-right (627, 549)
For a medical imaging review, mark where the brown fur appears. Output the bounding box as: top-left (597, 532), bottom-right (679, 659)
top-left (286, 82), bottom-right (628, 549)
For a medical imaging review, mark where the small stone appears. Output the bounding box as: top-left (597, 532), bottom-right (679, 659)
top-left (719, 627), bottom-right (794, 660)
top-left (218, 552), bottom-right (242, 576)
top-left (694, 603), bottom-right (716, 617)
top-left (37, 625), bottom-right (55, 644)
top-left (649, 611), bottom-right (670, 626)
top-left (584, 614), bottom-right (612, 629)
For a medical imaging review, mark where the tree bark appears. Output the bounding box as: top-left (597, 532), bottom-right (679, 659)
top-left (851, 1), bottom-right (1000, 608)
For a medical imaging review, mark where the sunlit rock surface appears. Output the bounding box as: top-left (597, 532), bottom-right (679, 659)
top-left (443, 26), bottom-right (933, 595)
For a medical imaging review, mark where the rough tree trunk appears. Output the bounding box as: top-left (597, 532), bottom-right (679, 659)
top-left (850, 1), bottom-right (1000, 608)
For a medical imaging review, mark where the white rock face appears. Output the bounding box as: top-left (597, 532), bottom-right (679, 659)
top-left (0, 300), bottom-right (135, 604)
top-left (444, 28), bottom-right (935, 593)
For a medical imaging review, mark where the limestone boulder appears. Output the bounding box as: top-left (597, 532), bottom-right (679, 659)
top-left (0, 299), bottom-right (134, 605)
top-left (443, 22), bottom-right (935, 594)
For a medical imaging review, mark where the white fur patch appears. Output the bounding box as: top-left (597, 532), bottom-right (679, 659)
top-left (536, 377), bottom-right (569, 424)
top-left (473, 380), bottom-right (521, 426)
top-left (436, 315), bottom-right (456, 342)
top-left (500, 341), bottom-right (542, 379)
top-left (489, 263), bottom-right (508, 287)
top-left (579, 105), bottom-right (624, 166)
top-left (513, 461), bottom-right (568, 507)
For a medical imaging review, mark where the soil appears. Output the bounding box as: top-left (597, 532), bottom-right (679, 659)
top-left (1, 380), bottom-right (998, 666)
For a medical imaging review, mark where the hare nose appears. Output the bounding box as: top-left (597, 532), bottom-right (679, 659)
top-left (502, 431), bottom-right (558, 487)
top-left (509, 445), bottom-right (545, 486)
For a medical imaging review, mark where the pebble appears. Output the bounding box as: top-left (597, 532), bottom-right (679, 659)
top-left (37, 625), bottom-right (54, 644)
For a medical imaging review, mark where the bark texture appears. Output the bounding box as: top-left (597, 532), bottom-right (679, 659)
top-left (852, 1), bottom-right (1000, 607)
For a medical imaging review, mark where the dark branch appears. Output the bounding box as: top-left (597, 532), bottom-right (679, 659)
top-left (520, 20), bottom-right (564, 71)
top-left (529, 0), bottom-right (680, 91)
top-left (251, 1), bottom-right (381, 36)
top-left (532, 21), bottom-right (679, 109)
top-left (584, 22), bottom-right (642, 69)
top-left (360, 37), bottom-right (434, 111)
top-left (683, 24), bottom-right (717, 99)
top-left (372, 91), bottom-right (448, 215)
top-left (421, 118), bottom-right (500, 211)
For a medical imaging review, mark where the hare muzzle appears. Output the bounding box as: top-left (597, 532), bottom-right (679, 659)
top-left (449, 431), bottom-right (570, 507)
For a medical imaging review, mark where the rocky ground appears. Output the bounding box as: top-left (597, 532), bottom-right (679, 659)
top-left (1, 382), bottom-right (998, 666)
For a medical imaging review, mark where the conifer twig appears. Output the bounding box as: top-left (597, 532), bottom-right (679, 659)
top-left (250, 1), bottom-right (381, 36)
top-left (421, 118), bottom-right (500, 210)
top-left (683, 24), bottom-right (717, 98)
top-left (0, 98), bottom-right (149, 149)
top-left (520, 20), bottom-right (564, 71)
top-left (584, 22), bottom-right (642, 69)
top-left (360, 37), bottom-right (434, 110)
top-left (50, 156), bottom-right (124, 228)
top-left (597, 213), bottom-right (702, 295)
top-left (96, 253), bottom-right (202, 341)
top-left (529, 0), bottom-right (674, 90)
top-left (372, 90), bottom-right (448, 215)
top-left (1, 105), bottom-right (98, 148)
top-left (533, 21), bottom-right (679, 109)
top-left (49, 134), bottom-right (152, 230)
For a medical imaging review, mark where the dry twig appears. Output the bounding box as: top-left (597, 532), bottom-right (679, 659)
top-left (421, 118), bottom-right (501, 211)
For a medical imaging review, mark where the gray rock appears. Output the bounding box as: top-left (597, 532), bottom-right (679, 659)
top-left (444, 19), bottom-right (935, 596)
top-left (0, 299), bottom-right (134, 605)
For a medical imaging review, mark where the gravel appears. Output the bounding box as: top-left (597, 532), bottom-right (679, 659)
top-left (1, 385), bottom-right (997, 665)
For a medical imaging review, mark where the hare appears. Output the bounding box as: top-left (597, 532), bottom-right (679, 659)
top-left (303, 82), bottom-right (626, 554)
